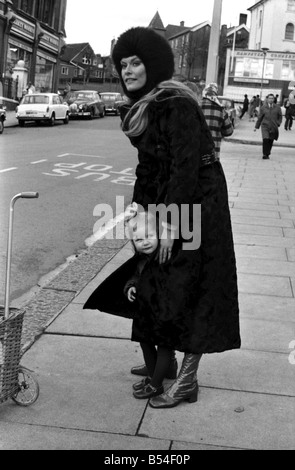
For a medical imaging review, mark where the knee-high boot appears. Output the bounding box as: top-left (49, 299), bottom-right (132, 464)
top-left (149, 353), bottom-right (202, 409)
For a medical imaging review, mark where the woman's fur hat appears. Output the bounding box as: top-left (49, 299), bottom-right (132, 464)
top-left (112, 27), bottom-right (175, 100)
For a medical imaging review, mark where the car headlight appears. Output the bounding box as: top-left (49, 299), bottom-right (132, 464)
top-left (79, 104), bottom-right (83, 110)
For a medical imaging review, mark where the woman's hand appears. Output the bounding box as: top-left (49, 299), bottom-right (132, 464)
top-left (127, 287), bottom-right (137, 302)
top-left (159, 226), bottom-right (175, 264)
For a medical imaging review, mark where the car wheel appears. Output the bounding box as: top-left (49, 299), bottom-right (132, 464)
top-left (49, 114), bottom-right (55, 126)
top-left (100, 108), bottom-right (105, 118)
top-left (0, 120), bottom-right (4, 134)
top-left (89, 108), bottom-right (95, 120)
top-left (19, 120), bottom-right (25, 127)
top-left (64, 113), bottom-right (69, 124)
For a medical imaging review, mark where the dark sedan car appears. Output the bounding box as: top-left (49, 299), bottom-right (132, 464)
top-left (99, 92), bottom-right (124, 115)
top-left (68, 90), bottom-right (105, 119)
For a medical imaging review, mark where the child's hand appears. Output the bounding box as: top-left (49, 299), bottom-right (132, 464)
top-left (127, 287), bottom-right (137, 302)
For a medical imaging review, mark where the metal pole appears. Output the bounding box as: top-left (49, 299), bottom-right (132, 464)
top-left (259, 48), bottom-right (269, 106)
top-left (206, 0), bottom-right (223, 84)
top-left (4, 192), bottom-right (39, 319)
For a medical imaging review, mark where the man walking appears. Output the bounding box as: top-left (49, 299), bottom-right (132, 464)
top-left (254, 93), bottom-right (282, 159)
top-left (239, 94), bottom-right (249, 119)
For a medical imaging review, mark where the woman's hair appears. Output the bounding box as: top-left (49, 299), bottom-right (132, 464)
top-left (122, 80), bottom-right (200, 137)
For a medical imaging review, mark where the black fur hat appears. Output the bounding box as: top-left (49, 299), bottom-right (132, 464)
top-left (112, 27), bottom-right (175, 100)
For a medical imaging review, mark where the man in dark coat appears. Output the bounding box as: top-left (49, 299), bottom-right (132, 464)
top-left (239, 94), bottom-right (249, 119)
top-left (254, 93), bottom-right (282, 159)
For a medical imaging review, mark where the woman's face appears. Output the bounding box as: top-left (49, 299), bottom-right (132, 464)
top-left (120, 56), bottom-right (147, 92)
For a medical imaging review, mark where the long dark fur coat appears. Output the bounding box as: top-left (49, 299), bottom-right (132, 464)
top-left (84, 90), bottom-right (240, 354)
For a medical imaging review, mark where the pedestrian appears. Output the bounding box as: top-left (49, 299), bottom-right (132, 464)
top-left (248, 95), bottom-right (257, 121)
top-left (239, 94), bottom-right (249, 119)
top-left (274, 94), bottom-right (279, 104)
top-left (84, 27), bottom-right (240, 408)
top-left (201, 83), bottom-right (233, 160)
top-left (284, 97), bottom-right (294, 131)
top-left (26, 82), bottom-right (35, 94)
top-left (254, 93), bottom-right (282, 159)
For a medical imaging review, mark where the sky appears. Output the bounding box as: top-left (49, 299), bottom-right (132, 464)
top-left (65, 0), bottom-right (256, 56)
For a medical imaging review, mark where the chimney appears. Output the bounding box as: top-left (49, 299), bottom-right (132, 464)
top-left (180, 21), bottom-right (185, 27)
top-left (239, 13), bottom-right (247, 25)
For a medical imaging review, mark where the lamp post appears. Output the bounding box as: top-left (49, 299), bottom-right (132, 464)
top-left (259, 47), bottom-right (269, 106)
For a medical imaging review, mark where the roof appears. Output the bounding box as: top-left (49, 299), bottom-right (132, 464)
top-left (248, 0), bottom-right (267, 12)
top-left (60, 43), bottom-right (93, 63)
top-left (227, 24), bottom-right (250, 36)
top-left (165, 24), bottom-right (191, 39)
top-left (149, 11), bottom-right (165, 30)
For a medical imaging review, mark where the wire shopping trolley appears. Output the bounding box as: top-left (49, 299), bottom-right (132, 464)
top-left (0, 193), bottom-right (40, 406)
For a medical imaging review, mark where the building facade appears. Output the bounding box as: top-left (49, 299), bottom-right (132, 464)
top-left (223, 0), bottom-right (295, 103)
top-left (0, 0), bottom-right (67, 99)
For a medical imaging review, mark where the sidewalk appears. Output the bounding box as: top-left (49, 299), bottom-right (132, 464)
top-left (0, 116), bottom-right (295, 450)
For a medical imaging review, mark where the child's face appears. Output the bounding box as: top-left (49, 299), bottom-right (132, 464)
top-left (132, 222), bottom-right (158, 255)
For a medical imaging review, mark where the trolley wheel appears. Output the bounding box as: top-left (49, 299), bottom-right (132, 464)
top-left (11, 366), bottom-right (39, 406)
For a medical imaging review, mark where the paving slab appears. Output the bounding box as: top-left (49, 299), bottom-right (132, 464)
top-left (0, 422), bottom-right (170, 450)
top-left (47, 303), bottom-right (132, 339)
top-left (237, 273), bottom-right (293, 297)
top-left (239, 292), bottom-right (295, 323)
top-left (232, 223), bottom-right (283, 237)
top-left (283, 228), bottom-right (295, 238)
top-left (235, 244), bottom-right (287, 261)
top-left (233, 233), bottom-right (295, 248)
top-left (232, 214), bottom-right (293, 228)
top-left (0, 336), bottom-right (148, 436)
top-left (200, 349), bottom-right (294, 396)
top-left (140, 388), bottom-right (295, 450)
top-left (240, 317), bottom-right (295, 353)
top-left (237, 257), bottom-right (295, 277)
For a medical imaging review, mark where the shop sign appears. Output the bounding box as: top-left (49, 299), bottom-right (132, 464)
top-left (39, 32), bottom-right (59, 53)
top-left (9, 38), bottom-right (33, 53)
top-left (11, 15), bottom-right (35, 41)
top-left (236, 50), bottom-right (295, 60)
top-left (37, 50), bottom-right (57, 63)
top-left (234, 77), bottom-right (269, 84)
top-left (236, 51), bottom-right (264, 58)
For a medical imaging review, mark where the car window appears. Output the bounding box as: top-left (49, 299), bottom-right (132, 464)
top-left (23, 95), bottom-right (49, 105)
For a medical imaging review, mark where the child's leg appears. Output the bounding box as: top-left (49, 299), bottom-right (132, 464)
top-left (150, 346), bottom-right (174, 388)
top-left (140, 342), bottom-right (157, 377)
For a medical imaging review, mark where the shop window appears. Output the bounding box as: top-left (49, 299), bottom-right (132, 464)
top-left (282, 60), bottom-right (295, 80)
top-left (285, 23), bottom-right (295, 40)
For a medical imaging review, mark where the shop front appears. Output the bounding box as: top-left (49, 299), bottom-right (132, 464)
top-left (224, 49), bottom-right (295, 104)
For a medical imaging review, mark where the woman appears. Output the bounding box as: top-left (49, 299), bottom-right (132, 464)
top-left (84, 27), bottom-right (240, 409)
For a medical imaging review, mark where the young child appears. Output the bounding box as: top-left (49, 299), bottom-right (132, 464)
top-left (124, 210), bottom-right (159, 303)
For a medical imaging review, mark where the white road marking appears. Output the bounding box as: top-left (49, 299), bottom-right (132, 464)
top-left (0, 168), bottom-right (17, 173)
top-left (31, 160), bottom-right (48, 164)
top-left (85, 212), bottom-right (126, 247)
top-left (57, 153), bottom-right (104, 158)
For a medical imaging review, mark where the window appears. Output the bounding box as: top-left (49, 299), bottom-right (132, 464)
top-left (285, 23), bottom-right (295, 40)
top-left (42, 0), bottom-right (55, 26)
top-left (281, 60), bottom-right (295, 80)
top-left (287, 0), bottom-right (295, 12)
top-left (234, 58), bottom-right (274, 79)
top-left (61, 67), bottom-right (69, 75)
top-left (19, 0), bottom-right (34, 15)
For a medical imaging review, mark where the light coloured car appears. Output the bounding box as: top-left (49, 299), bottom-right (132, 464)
top-left (16, 93), bottom-right (70, 127)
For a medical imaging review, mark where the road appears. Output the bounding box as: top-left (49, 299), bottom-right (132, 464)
top-left (1, 119), bottom-right (294, 306)
top-left (0, 116), bottom-right (137, 304)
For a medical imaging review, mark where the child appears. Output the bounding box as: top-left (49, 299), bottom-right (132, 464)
top-left (124, 210), bottom-right (159, 303)
top-left (123, 210), bottom-right (176, 400)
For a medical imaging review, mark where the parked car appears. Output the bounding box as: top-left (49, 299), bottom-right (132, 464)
top-left (99, 92), bottom-right (124, 115)
top-left (67, 90), bottom-right (105, 119)
top-left (16, 93), bottom-right (70, 127)
top-left (0, 105), bottom-right (6, 134)
top-left (218, 96), bottom-right (237, 128)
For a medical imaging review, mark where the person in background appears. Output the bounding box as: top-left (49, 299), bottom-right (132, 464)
top-left (248, 95), bottom-right (257, 121)
top-left (201, 83), bottom-right (233, 160)
top-left (239, 94), bottom-right (249, 120)
top-left (254, 93), bottom-right (282, 159)
top-left (26, 82), bottom-right (35, 94)
top-left (284, 97), bottom-right (294, 131)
